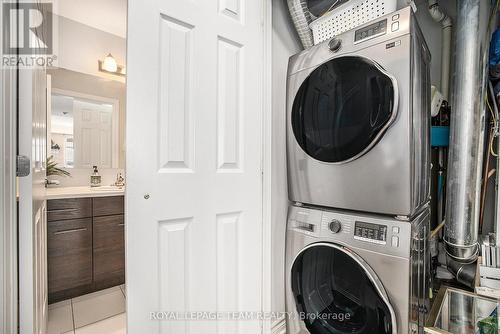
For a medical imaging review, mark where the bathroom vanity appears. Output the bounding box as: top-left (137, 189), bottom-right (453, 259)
top-left (46, 189), bottom-right (125, 303)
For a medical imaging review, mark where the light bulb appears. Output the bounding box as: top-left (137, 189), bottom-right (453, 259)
top-left (102, 54), bottom-right (118, 73)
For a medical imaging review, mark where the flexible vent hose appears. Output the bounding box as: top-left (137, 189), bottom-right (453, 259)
top-left (287, 0), bottom-right (314, 49)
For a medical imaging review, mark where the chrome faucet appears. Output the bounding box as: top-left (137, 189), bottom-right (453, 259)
top-left (45, 178), bottom-right (60, 187)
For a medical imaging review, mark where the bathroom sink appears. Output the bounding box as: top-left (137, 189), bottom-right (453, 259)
top-left (90, 185), bottom-right (125, 191)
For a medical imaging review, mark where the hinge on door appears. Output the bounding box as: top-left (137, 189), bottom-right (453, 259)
top-left (16, 155), bottom-right (31, 177)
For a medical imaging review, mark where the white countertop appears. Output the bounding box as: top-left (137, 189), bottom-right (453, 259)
top-left (46, 186), bottom-right (125, 200)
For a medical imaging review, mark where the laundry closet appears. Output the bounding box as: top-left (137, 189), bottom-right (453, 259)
top-left (272, 1), bottom-right (500, 334)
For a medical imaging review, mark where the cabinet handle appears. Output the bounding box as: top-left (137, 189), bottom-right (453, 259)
top-left (48, 208), bottom-right (79, 213)
top-left (54, 227), bottom-right (87, 235)
top-left (117, 223), bottom-right (125, 227)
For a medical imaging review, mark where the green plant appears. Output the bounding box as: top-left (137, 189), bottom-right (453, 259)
top-left (46, 156), bottom-right (71, 177)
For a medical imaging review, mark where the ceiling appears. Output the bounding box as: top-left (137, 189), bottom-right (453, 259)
top-left (53, 0), bottom-right (127, 38)
top-left (51, 94), bottom-right (113, 117)
top-left (52, 94), bottom-right (74, 117)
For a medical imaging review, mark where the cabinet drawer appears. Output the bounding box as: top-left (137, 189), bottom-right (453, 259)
top-left (93, 196), bottom-right (124, 217)
top-left (47, 198), bottom-right (92, 221)
top-left (93, 215), bottom-right (125, 288)
top-left (48, 218), bottom-right (93, 294)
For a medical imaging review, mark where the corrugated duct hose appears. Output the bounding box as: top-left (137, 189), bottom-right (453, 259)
top-left (287, 0), bottom-right (315, 49)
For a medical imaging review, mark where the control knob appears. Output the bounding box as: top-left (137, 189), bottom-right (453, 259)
top-left (329, 219), bottom-right (342, 233)
top-left (329, 38), bottom-right (342, 52)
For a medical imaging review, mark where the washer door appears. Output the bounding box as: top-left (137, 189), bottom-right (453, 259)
top-left (291, 243), bottom-right (397, 334)
top-left (291, 56), bottom-right (398, 163)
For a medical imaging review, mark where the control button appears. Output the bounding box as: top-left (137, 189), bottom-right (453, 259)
top-left (392, 226), bottom-right (400, 234)
top-left (328, 38), bottom-right (342, 52)
top-left (392, 236), bottom-right (399, 247)
top-left (329, 220), bottom-right (342, 233)
top-left (391, 22), bottom-right (399, 32)
top-left (392, 14), bottom-right (400, 21)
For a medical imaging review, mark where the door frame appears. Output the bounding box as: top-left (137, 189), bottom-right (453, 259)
top-left (262, 0), bottom-right (273, 333)
top-left (0, 53), bottom-right (19, 334)
top-left (0, 0), bottom-right (19, 332)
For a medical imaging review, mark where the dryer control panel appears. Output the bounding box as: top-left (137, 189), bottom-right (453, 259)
top-left (354, 12), bottom-right (401, 45)
top-left (354, 19), bottom-right (387, 43)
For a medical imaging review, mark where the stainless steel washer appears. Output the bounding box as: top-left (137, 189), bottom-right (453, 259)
top-left (287, 7), bottom-right (431, 217)
top-left (285, 205), bottom-right (430, 334)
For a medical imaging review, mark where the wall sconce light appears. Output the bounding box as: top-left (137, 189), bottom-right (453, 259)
top-left (98, 53), bottom-right (126, 76)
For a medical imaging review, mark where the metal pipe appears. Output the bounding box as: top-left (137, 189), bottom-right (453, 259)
top-left (444, 0), bottom-right (490, 263)
top-left (287, 0), bottom-right (314, 49)
top-left (447, 257), bottom-right (477, 288)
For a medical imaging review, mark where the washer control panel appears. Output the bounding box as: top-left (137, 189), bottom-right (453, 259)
top-left (287, 205), bottom-right (419, 258)
top-left (354, 221), bottom-right (387, 245)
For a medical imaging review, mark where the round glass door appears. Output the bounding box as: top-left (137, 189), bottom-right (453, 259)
top-left (291, 56), bottom-right (396, 163)
top-left (291, 244), bottom-right (395, 334)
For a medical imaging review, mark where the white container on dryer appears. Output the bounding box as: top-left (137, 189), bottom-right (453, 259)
top-left (310, 0), bottom-right (399, 45)
top-left (287, 7), bottom-right (431, 218)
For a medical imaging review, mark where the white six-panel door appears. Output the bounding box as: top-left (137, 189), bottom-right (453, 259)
top-left (73, 100), bottom-right (114, 169)
top-left (126, 0), bottom-right (264, 333)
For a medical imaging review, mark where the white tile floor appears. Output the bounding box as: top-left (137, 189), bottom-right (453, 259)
top-left (48, 285), bottom-right (126, 334)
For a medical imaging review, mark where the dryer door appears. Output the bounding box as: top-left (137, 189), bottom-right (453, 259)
top-left (291, 243), bottom-right (397, 334)
top-left (291, 56), bottom-right (398, 163)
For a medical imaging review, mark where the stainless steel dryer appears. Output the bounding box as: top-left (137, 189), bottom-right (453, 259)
top-left (287, 7), bottom-right (431, 217)
top-left (286, 205), bottom-right (430, 334)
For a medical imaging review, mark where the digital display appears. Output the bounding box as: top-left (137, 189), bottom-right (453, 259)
top-left (354, 221), bottom-right (387, 243)
top-left (354, 19), bottom-right (387, 43)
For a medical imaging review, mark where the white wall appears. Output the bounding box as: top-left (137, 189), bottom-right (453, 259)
top-left (271, 0), bottom-right (301, 327)
top-left (53, 0), bottom-right (127, 38)
top-left (54, 15), bottom-right (126, 82)
top-left (413, 0), bottom-right (457, 94)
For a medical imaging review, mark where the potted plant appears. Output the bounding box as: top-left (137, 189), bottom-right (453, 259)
top-left (46, 156), bottom-right (70, 187)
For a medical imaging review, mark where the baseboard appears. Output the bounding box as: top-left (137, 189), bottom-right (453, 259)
top-left (272, 317), bottom-right (286, 334)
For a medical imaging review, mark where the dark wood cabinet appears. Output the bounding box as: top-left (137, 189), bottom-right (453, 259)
top-left (47, 198), bottom-right (92, 221)
top-left (47, 195), bottom-right (125, 303)
top-left (93, 196), bottom-right (124, 216)
top-left (93, 215), bottom-right (125, 290)
top-left (47, 218), bottom-right (93, 295)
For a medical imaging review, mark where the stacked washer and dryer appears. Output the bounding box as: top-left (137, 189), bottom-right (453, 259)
top-left (285, 6), bottom-right (432, 334)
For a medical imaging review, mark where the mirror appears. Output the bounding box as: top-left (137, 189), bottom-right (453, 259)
top-left (50, 92), bottom-right (118, 169)
top-left (48, 68), bottom-right (126, 171)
